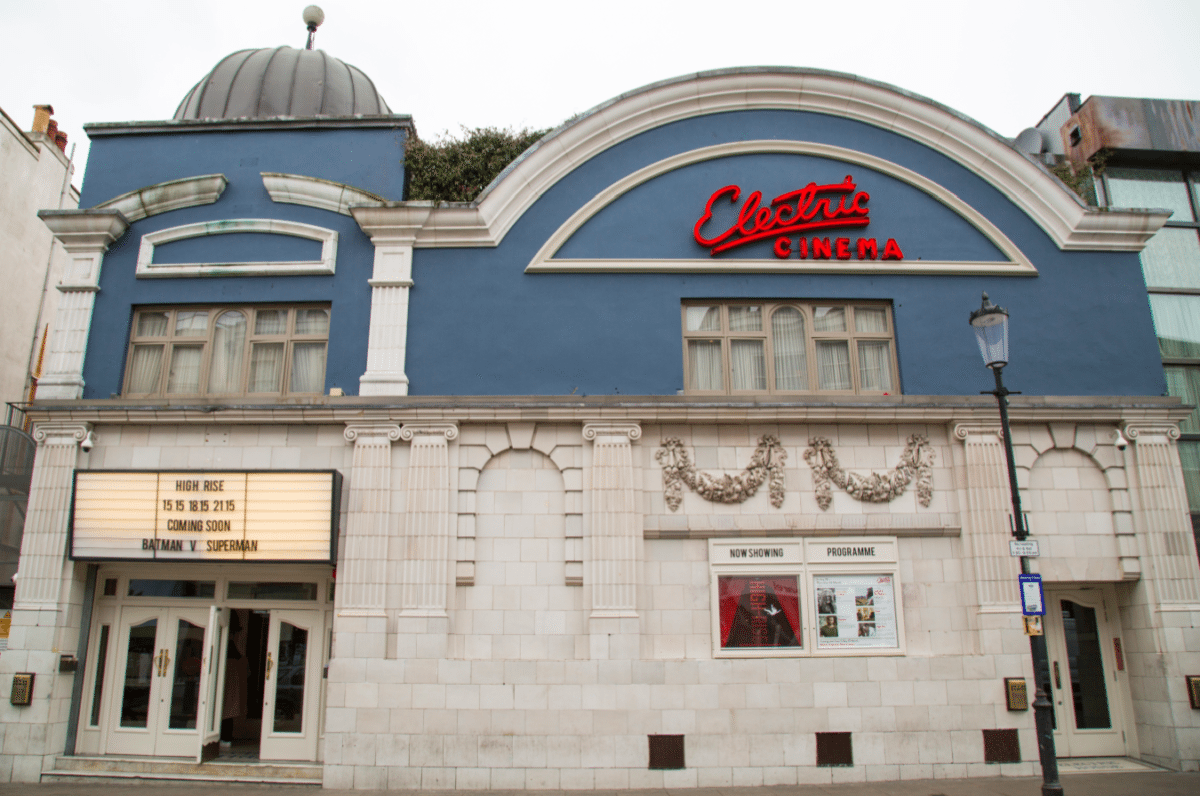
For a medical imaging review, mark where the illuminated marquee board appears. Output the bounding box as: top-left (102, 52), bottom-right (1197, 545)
top-left (70, 470), bottom-right (341, 563)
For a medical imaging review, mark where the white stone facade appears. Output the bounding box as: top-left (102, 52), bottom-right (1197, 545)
top-left (2, 403), bottom-right (1196, 785)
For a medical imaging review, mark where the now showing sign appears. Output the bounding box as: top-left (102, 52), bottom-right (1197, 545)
top-left (70, 470), bottom-right (341, 563)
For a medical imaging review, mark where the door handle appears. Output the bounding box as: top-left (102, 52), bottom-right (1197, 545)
top-left (161, 649), bottom-right (171, 678)
top-left (265, 651), bottom-right (274, 681)
top-left (155, 649), bottom-right (165, 677)
top-left (1052, 661), bottom-right (1061, 690)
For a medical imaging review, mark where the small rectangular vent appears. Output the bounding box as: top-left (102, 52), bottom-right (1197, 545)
top-left (648, 734), bottom-right (685, 769)
top-left (982, 728), bottom-right (1021, 763)
top-left (815, 731), bottom-right (853, 767)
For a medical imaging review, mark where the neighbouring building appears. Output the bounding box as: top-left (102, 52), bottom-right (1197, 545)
top-left (1031, 94), bottom-right (1200, 557)
top-left (0, 37), bottom-right (1198, 788)
top-left (0, 103), bottom-right (78, 642)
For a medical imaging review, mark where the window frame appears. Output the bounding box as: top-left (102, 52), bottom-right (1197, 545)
top-left (681, 301), bottom-right (899, 396)
top-left (122, 305), bottom-right (331, 398)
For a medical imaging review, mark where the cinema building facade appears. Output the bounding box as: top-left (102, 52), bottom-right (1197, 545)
top-left (0, 58), bottom-right (1197, 787)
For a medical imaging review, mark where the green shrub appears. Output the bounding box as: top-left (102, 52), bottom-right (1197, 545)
top-left (405, 126), bottom-right (549, 202)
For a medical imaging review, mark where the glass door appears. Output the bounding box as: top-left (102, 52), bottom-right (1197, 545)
top-left (195, 606), bottom-right (228, 762)
top-left (258, 609), bottom-right (322, 761)
top-left (1043, 587), bottom-right (1128, 758)
top-left (105, 606), bottom-right (210, 757)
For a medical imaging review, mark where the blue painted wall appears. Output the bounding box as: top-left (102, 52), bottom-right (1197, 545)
top-left (80, 126), bottom-right (406, 399)
top-left (404, 110), bottom-right (1164, 398)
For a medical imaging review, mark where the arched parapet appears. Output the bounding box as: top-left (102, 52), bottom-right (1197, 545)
top-left (372, 69), bottom-right (1169, 253)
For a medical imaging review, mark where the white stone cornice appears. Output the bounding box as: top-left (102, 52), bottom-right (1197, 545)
top-left (953, 424), bottom-right (1002, 441)
top-left (345, 69), bottom-right (1169, 253)
top-left (94, 174), bottom-right (227, 222)
top-left (38, 209), bottom-right (128, 251)
top-left (343, 422), bottom-right (402, 443)
top-left (350, 204), bottom-right (434, 244)
top-left (400, 422), bottom-right (459, 441)
top-left (263, 173), bottom-right (385, 216)
top-left (583, 422), bottom-right (642, 441)
top-left (31, 421), bottom-right (90, 445)
top-left (1123, 422), bottom-right (1181, 441)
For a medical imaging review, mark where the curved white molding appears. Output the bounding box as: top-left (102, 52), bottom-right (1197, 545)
top-left (94, 174), bottom-right (227, 222)
top-left (136, 218), bottom-right (337, 278)
top-left (525, 141), bottom-right (1038, 275)
top-left (357, 70), bottom-right (1167, 252)
top-left (582, 422), bottom-right (643, 441)
top-left (262, 172), bottom-right (385, 216)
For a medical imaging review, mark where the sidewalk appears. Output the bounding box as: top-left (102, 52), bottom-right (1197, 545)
top-left (1, 770), bottom-right (1199, 796)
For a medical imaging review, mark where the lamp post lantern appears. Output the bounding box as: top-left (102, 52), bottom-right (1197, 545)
top-left (969, 293), bottom-right (1063, 796)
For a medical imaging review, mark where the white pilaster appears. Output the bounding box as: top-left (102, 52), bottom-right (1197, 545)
top-left (35, 211), bottom-right (128, 399)
top-left (583, 422), bottom-right (642, 660)
top-left (398, 423), bottom-right (457, 616)
top-left (953, 424), bottom-right (1020, 609)
top-left (1124, 423), bottom-right (1200, 607)
top-left (350, 205), bottom-right (432, 396)
top-left (340, 423), bottom-right (402, 618)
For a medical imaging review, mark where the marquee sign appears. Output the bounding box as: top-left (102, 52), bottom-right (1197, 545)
top-left (694, 175), bottom-right (904, 261)
top-left (70, 470), bottom-right (341, 563)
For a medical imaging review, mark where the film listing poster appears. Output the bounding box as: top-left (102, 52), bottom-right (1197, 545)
top-left (814, 574), bottom-right (897, 649)
top-left (718, 575), bottom-right (801, 649)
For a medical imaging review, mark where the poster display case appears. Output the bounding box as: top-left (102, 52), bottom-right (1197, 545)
top-left (709, 537), bottom-right (903, 657)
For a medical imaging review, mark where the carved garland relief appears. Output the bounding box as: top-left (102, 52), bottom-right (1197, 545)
top-left (654, 434), bottom-right (935, 512)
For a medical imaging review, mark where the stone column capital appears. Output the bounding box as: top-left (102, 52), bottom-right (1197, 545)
top-left (1123, 422), bottom-right (1180, 442)
top-left (400, 422), bottom-right (458, 442)
top-left (31, 421), bottom-right (91, 446)
top-left (953, 423), bottom-right (1002, 441)
top-left (343, 422), bottom-right (402, 443)
top-left (583, 422), bottom-right (642, 442)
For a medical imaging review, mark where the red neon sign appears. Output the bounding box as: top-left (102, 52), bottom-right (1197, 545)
top-left (693, 175), bottom-right (903, 261)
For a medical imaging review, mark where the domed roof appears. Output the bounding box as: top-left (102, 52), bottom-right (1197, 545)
top-left (174, 46), bottom-right (390, 120)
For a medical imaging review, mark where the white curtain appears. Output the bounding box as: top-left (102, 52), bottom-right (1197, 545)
top-left (857, 341), bottom-right (893, 391)
top-left (816, 341), bottom-right (851, 390)
top-left (254, 309), bottom-right (286, 335)
top-left (295, 308), bottom-right (330, 335)
top-left (290, 343), bottom-right (326, 393)
top-left (167, 345), bottom-right (202, 393)
top-left (173, 310), bottom-right (208, 337)
top-left (127, 346), bottom-right (163, 394)
top-left (136, 312), bottom-right (169, 337)
top-left (772, 308), bottom-right (807, 390)
top-left (249, 343), bottom-right (284, 393)
top-left (854, 307), bottom-right (888, 333)
top-left (730, 340), bottom-right (765, 390)
top-left (207, 311), bottom-right (246, 393)
top-left (687, 340), bottom-right (723, 390)
top-left (728, 305), bottom-right (762, 331)
top-left (813, 307), bottom-right (846, 332)
top-left (686, 306), bottom-right (721, 332)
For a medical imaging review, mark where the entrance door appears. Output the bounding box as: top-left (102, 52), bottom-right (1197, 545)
top-left (1042, 587), bottom-right (1127, 757)
top-left (258, 609), bottom-right (322, 761)
top-left (195, 606), bottom-right (228, 762)
top-left (105, 606), bottom-right (211, 757)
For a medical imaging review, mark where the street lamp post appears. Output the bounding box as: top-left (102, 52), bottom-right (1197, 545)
top-left (969, 293), bottom-right (1063, 796)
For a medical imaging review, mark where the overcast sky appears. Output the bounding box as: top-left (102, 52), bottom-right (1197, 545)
top-left (5, 0), bottom-right (1200, 191)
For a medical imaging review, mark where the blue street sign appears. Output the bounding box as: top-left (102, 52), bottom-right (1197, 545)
top-left (1019, 574), bottom-right (1045, 616)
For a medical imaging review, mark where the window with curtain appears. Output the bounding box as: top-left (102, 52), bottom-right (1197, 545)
top-left (682, 302), bottom-right (897, 395)
top-left (124, 305), bottom-right (330, 397)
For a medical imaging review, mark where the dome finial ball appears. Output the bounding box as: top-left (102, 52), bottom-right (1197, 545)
top-left (303, 5), bottom-right (325, 29)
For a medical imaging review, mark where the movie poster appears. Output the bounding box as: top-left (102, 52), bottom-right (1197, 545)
top-left (814, 574), bottom-right (897, 649)
top-left (718, 575), bottom-right (801, 649)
